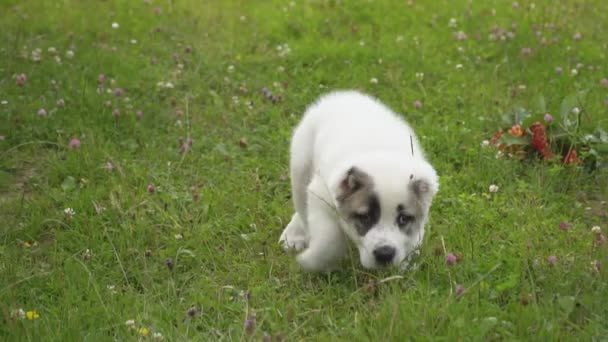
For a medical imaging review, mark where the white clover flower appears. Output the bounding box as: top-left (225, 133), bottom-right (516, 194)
top-left (455, 64), bottom-right (463, 69)
top-left (65, 50), bottom-right (74, 59)
top-left (591, 226), bottom-right (601, 234)
top-left (125, 319), bottom-right (136, 328)
top-left (174, 233), bottom-right (183, 240)
top-left (10, 308), bottom-right (26, 320)
top-left (481, 140), bottom-right (490, 147)
top-left (82, 248), bottom-right (92, 260)
top-left (454, 31), bottom-right (467, 40)
top-left (153, 332), bottom-right (164, 340)
top-left (370, 77), bottom-right (378, 84)
top-left (64, 207), bottom-right (76, 217)
top-left (227, 65), bottom-right (235, 73)
top-left (570, 68), bottom-right (578, 76)
top-left (31, 48), bottom-right (42, 62)
top-left (415, 72), bottom-right (424, 81)
top-left (489, 184), bottom-right (499, 193)
top-left (276, 43), bottom-right (291, 57)
top-left (112, 22), bottom-right (120, 29)
top-left (571, 107), bottom-right (580, 114)
top-left (448, 18), bottom-right (457, 28)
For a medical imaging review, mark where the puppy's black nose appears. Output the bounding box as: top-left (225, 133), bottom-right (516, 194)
top-left (373, 246), bottom-right (396, 265)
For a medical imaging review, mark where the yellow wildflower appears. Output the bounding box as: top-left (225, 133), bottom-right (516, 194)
top-left (138, 327), bottom-right (150, 337)
top-left (26, 310), bottom-right (40, 320)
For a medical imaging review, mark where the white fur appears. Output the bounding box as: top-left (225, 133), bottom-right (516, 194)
top-left (279, 90), bottom-right (439, 272)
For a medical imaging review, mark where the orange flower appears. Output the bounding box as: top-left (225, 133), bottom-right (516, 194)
top-left (490, 129), bottom-right (503, 145)
top-left (563, 149), bottom-right (582, 165)
top-left (508, 124), bottom-right (524, 137)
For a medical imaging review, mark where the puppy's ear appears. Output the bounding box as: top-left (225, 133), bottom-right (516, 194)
top-left (337, 167), bottom-right (370, 202)
top-left (410, 176), bottom-right (438, 202)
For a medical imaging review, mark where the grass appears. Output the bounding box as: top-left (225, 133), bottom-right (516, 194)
top-left (1, 0), bottom-right (607, 340)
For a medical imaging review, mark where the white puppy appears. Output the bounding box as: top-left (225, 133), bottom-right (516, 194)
top-left (279, 90), bottom-right (439, 272)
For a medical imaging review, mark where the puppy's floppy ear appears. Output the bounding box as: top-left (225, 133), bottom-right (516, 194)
top-left (410, 176), bottom-right (438, 202)
top-left (337, 167), bottom-right (370, 202)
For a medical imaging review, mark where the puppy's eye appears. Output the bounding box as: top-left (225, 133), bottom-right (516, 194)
top-left (397, 213), bottom-right (415, 227)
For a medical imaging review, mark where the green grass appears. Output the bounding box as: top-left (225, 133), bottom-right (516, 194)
top-left (1, 0), bottom-right (607, 340)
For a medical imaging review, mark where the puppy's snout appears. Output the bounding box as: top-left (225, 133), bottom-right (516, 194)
top-left (373, 246), bottom-right (396, 265)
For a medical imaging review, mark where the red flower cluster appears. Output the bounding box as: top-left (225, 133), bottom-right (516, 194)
top-left (489, 121), bottom-right (584, 165)
top-left (529, 122), bottom-right (553, 160)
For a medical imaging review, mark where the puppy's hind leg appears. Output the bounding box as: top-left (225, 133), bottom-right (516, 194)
top-left (280, 125), bottom-right (313, 253)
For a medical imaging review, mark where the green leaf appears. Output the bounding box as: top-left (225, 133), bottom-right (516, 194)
top-left (215, 143), bottom-right (229, 157)
top-left (532, 95), bottom-right (546, 113)
top-left (176, 248), bottom-right (196, 258)
top-left (558, 296), bottom-right (576, 315)
top-left (559, 92), bottom-right (586, 130)
top-left (502, 106), bottom-right (530, 126)
top-left (61, 176), bottom-right (76, 192)
top-left (497, 135), bottom-right (530, 146)
top-left (479, 317), bottom-right (498, 336)
top-left (522, 113), bottom-right (545, 129)
top-left (495, 273), bottom-right (520, 292)
top-left (596, 128), bottom-right (608, 143)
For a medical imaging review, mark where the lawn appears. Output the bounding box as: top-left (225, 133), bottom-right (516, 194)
top-left (1, 0), bottom-right (607, 340)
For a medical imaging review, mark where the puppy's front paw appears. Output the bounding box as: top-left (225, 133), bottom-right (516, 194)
top-left (279, 226), bottom-right (308, 253)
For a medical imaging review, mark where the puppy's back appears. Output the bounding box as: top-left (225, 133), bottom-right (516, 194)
top-left (300, 91), bottom-right (424, 163)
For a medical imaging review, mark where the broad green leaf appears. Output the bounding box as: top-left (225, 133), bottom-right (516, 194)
top-left (497, 135), bottom-right (530, 146)
top-left (495, 273), bottom-right (520, 292)
top-left (559, 92), bottom-right (586, 130)
top-left (596, 128), bottom-right (608, 143)
top-left (558, 296), bottom-right (576, 315)
top-left (479, 317), bottom-right (498, 336)
top-left (502, 106), bottom-right (530, 126)
top-left (532, 95), bottom-right (546, 113)
top-left (522, 113), bottom-right (545, 129)
top-left (61, 176), bottom-right (76, 192)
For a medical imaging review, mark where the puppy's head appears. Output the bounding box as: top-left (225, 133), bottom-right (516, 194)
top-left (333, 158), bottom-right (438, 269)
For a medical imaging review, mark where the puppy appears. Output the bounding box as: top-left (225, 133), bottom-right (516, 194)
top-left (279, 90), bottom-right (439, 272)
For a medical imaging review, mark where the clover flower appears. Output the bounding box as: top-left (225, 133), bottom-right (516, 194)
top-left (69, 138), bottom-right (81, 149)
top-left (446, 253), bottom-right (458, 265)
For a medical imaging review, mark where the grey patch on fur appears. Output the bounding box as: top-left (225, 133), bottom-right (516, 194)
top-left (336, 167), bottom-right (381, 236)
